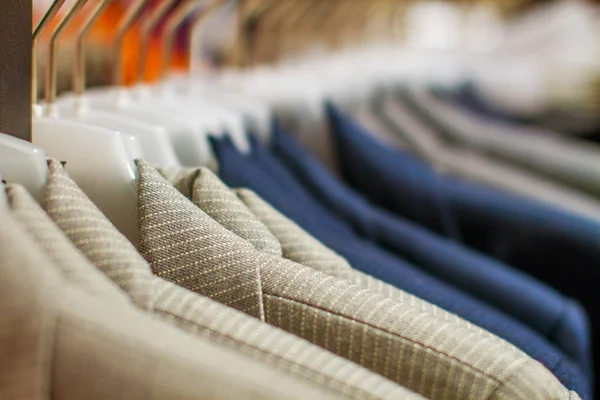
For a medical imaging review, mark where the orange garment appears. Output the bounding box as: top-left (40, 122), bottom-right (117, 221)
top-left (34, 0), bottom-right (188, 86)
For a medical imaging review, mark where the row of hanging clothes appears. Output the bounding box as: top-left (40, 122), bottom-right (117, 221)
top-left (1, 0), bottom-right (600, 399)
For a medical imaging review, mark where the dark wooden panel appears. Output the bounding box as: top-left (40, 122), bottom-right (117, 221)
top-left (0, 0), bottom-right (32, 142)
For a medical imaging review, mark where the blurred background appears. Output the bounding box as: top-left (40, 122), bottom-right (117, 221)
top-left (33, 0), bottom-right (600, 138)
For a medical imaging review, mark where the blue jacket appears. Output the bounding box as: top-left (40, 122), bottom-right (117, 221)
top-left (326, 104), bottom-right (600, 393)
top-left (210, 135), bottom-right (589, 397)
top-left (270, 126), bottom-right (591, 375)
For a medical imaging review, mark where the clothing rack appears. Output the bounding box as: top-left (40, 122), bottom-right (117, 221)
top-left (0, 0), bottom-right (32, 142)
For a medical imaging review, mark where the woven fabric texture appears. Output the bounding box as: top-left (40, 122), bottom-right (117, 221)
top-left (40, 159), bottom-right (425, 400)
top-left (1, 191), bottom-right (341, 400)
top-left (155, 163), bottom-right (579, 400)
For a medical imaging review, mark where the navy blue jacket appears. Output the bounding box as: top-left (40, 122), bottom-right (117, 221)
top-left (325, 104), bottom-right (600, 393)
top-left (210, 135), bottom-right (588, 397)
top-left (270, 126), bottom-right (591, 374)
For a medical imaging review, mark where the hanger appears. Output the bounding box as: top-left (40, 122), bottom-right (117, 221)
top-left (231, 0), bottom-right (282, 66)
top-left (79, 0), bottom-right (234, 167)
top-left (183, 0), bottom-right (275, 144)
top-left (230, 0), bottom-right (277, 68)
top-left (158, 0), bottom-right (272, 146)
top-left (32, 0), bottom-right (142, 245)
top-left (264, 0), bottom-right (308, 63)
top-left (32, 0), bottom-right (67, 107)
top-left (54, 0), bottom-right (181, 167)
top-left (58, 0), bottom-right (216, 167)
top-left (137, 0), bottom-right (178, 85)
top-left (135, 0), bottom-right (239, 165)
top-left (144, 0), bottom-right (252, 156)
top-left (270, 1), bottom-right (335, 104)
top-left (237, 0), bottom-right (344, 169)
top-left (170, 0), bottom-right (279, 138)
top-left (360, 0), bottom-right (393, 44)
top-left (321, 1), bottom-right (351, 51)
top-left (0, 133), bottom-right (49, 204)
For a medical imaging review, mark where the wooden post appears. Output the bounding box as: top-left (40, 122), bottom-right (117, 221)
top-left (0, 0), bottom-right (32, 141)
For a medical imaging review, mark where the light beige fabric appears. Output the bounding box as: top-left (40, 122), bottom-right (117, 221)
top-left (39, 159), bottom-right (425, 400)
top-left (237, 187), bottom-right (378, 273)
top-left (0, 204), bottom-right (53, 400)
top-left (0, 193), bottom-right (338, 400)
top-left (6, 184), bottom-right (131, 304)
top-left (153, 163), bottom-right (579, 400)
top-left (160, 166), bottom-right (283, 257)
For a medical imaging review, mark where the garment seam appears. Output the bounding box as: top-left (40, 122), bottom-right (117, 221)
top-left (544, 300), bottom-right (574, 352)
top-left (484, 358), bottom-right (532, 400)
top-left (263, 292), bottom-right (504, 387)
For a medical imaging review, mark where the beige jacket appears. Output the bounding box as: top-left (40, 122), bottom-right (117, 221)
top-left (30, 159), bottom-right (425, 400)
top-left (157, 163), bottom-right (579, 400)
top-left (0, 187), bottom-right (340, 400)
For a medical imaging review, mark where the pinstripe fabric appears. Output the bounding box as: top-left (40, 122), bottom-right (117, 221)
top-left (40, 159), bottom-right (426, 400)
top-left (326, 103), bottom-right (598, 393)
top-left (0, 208), bottom-right (54, 400)
top-left (167, 166), bottom-right (588, 397)
top-left (160, 166), bottom-right (282, 257)
top-left (268, 126), bottom-right (592, 381)
top-left (6, 184), bottom-right (130, 304)
top-left (236, 188), bottom-right (353, 272)
top-left (231, 187), bottom-right (481, 330)
top-left (234, 186), bottom-right (437, 303)
top-left (159, 165), bottom-right (343, 275)
top-left (147, 161), bottom-right (579, 400)
top-left (0, 202), bottom-right (342, 400)
top-left (233, 184), bottom-right (592, 398)
top-left (212, 134), bottom-right (592, 395)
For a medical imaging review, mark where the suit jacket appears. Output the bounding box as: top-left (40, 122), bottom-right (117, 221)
top-left (401, 87), bottom-right (600, 198)
top-left (373, 92), bottom-right (600, 223)
top-left (328, 99), bottom-right (600, 352)
top-left (326, 103), bottom-right (600, 392)
top-left (0, 187), bottom-right (338, 400)
top-left (35, 159), bottom-right (425, 400)
top-left (152, 161), bottom-right (579, 400)
top-left (451, 82), bottom-right (533, 124)
top-left (270, 125), bottom-right (591, 373)
top-left (211, 134), bottom-right (588, 397)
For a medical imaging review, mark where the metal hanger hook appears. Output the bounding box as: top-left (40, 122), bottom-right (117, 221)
top-left (161, 0), bottom-right (199, 81)
top-left (74, 0), bottom-right (113, 96)
top-left (32, 0), bottom-right (67, 105)
top-left (138, 0), bottom-right (178, 84)
top-left (112, 0), bottom-right (152, 87)
top-left (46, 0), bottom-right (89, 107)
